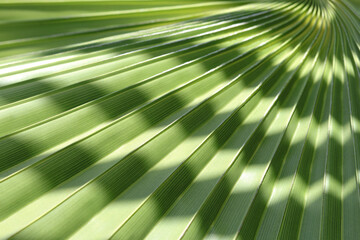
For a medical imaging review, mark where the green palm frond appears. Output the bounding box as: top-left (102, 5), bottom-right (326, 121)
top-left (0, 0), bottom-right (359, 239)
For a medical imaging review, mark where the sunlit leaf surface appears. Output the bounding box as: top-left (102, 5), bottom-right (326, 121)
top-left (0, 0), bottom-right (359, 239)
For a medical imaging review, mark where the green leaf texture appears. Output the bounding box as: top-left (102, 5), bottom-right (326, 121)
top-left (0, 0), bottom-right (359, 239)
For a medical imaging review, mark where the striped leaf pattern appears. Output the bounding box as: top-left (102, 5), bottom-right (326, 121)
top-left (0, 0), bottom-right (359, 239)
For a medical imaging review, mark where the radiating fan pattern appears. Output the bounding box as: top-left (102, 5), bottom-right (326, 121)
top-left (0, 0), bottom-right (359, 239)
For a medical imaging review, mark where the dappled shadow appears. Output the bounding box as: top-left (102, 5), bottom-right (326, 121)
top-left (0, 1), bottom-right (359, 239)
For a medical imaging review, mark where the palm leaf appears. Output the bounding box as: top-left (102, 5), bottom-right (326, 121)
top-left (0, 0), bottom-right (359, 239)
